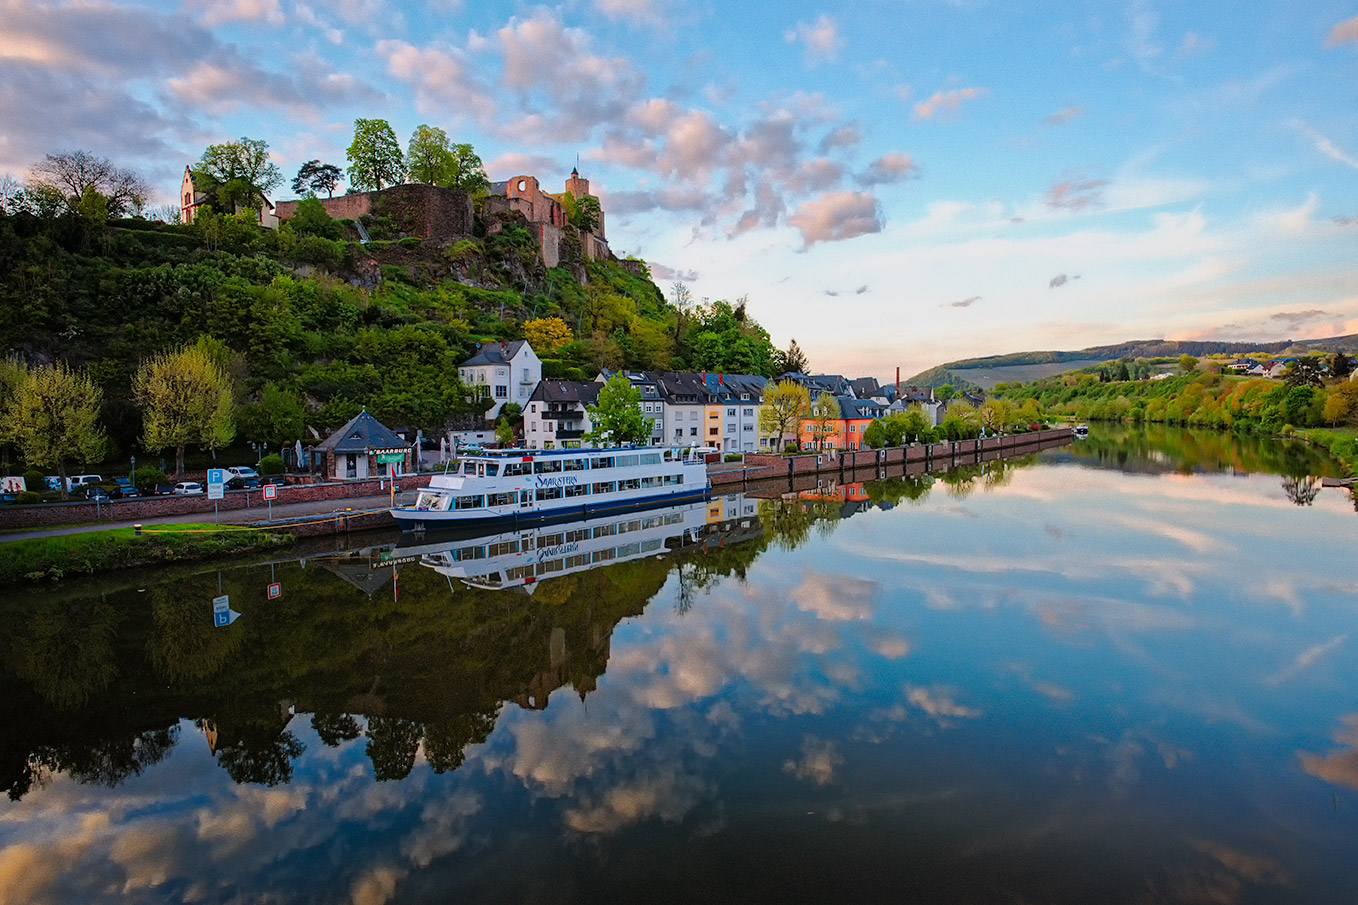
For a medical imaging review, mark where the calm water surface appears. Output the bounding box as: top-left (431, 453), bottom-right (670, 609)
top-left (2, 429), bottom-right (1356, 904)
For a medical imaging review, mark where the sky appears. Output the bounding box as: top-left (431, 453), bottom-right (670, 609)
top-left (1, 0), bottom-right (1356, 381)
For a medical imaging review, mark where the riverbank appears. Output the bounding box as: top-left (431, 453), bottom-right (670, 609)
top-left (1297, 428), bottom-right (1358, 476)
top-left (0, 524), bottom-right (295, 584)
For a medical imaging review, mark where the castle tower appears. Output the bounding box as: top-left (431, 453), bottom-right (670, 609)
top-left (565, 166), bottom-right (589, 200)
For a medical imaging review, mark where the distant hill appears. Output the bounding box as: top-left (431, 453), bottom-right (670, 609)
top-left (905, 335), bottom-right (1358, 391)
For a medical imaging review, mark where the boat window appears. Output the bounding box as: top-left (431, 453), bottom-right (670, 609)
top-left (592, 481), bottom-right (616, 495)
top-left (503, 462), bottom-right (529, 477)
top-left (619, 478), bottom-right (641, 491)
top-left (454, 494), bottom-right (486, 510)
top-left (615, 454), bottom-right (639, 468)
top-left (537, 486), bottom-right (563, 501)
top-left (565, 484), bottom-right (589, 498)
top-left (488, 491), bottom-right (516, 506)
top-left (567, 552), bottom-right (592, 569)
top-left (593, 523), bottom-right (617, 538)
top-left (534, 459), bottom-right (562, 474)
top-left (565, 528), bottom-right (591, 543)
top-left (537, 533), bottom-right (564, 547)
top-left (640, 453), bottom-right (661, 465)
top-left (485, 463), bottom-right (499, 476)
top-left (562, 458), bottom-right (586, 471)
top-left (593, 456), bottom-right (614, 469)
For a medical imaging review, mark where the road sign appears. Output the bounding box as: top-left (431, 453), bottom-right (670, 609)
top-left (377, 452), bottom-right (404, 465)
top-left (262, 483), bottom-right (277, 501)
top-left (268, 582), bottom-right (282, 599)
top-left (207, 468), bottom-right (225, 500)
top-left (212, 593), bottom-right (241, 627)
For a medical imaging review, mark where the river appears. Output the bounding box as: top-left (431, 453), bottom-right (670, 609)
top-left (1, 428), bottom-right (1355, 904)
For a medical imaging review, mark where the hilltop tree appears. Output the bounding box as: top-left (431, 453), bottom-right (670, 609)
top-left (775, 338), bottom-right (809, 374)
top-left (563, 193), bottom-right (601, 232)
top-left (29, 150), bottom-right (149, 218)
top-left (11, 362), bottom-right (107, 499)
top-left (134, 340), bottom-right (236, 478)
top-left (347, 119), bottom-right (405, 191)
top-left (585, 375), bottom-right (652, 446)
top-left (291, 160), bottom-right (344, 198)
top-left (1283, 356), bottom-right (1325, 389)
top-left (194, 137), bottom-right (283, 213)
top-left (1179, 354), bottom-right (1198, 374)
top-left (759, 379), bottom-right (811, 451)
top-left (406, 125), bottom-right (490, 195)
top-left (1330, 352), bottom-right (1354, 380)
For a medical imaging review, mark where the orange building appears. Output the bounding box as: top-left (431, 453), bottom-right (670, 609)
top-left (798, 397), bottom-right (884, 451)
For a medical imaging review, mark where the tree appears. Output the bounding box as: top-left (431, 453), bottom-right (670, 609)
top-left (194, 137), bottom-right (283, 213)
top-left (290, 160), bottom-right (344, 198)
top-left (1283, 356), bottom-right (1325, 389)
top-left (759, 379), bottom-right (811, 451)
top-left (935, 384), bottom-right (956, 402)
top-left (11, 362), bottom-right (107, 499)
top-left (405, 126), bottom-right (490, 194)
top-left (1330, 352), bottom-right (1354, 380)
top-left (978, 398), bottom-right (1014, 434)
top-left (775, 339), bottom-right (809, 374)
top-left (237, 383), bottom-right (306, 447)
top-left (285, 196), bottom-right (343, 239)
top-left (809, 392), bottom-right (840, 450)
top-left (1179, 354), bottom-right (1198, 374)
top-left (347, 119), bottom-right (405, 191)
top-left (584, 375), bottom-right (652, 446)
top-left (523, 317), bottom-right (573, 355)
top-left (495, 416), bottom-right (515, 446)
top-left (565, 193), bottom-right (601, 232)
top-left (134, 340), bottom-right (236, 478)
top-left (28, 150), bottom-right (149, 217)
top-left (1323, 382), bottom-right (1358, 426)
top-left (941, 400), bottom-right (981, 440)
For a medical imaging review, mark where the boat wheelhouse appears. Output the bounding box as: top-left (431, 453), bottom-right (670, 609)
top-left (390, 446), bottom-right (712, 533)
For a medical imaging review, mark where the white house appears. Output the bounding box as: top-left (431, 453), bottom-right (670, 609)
top-left (458, 340), bottom-right (542, 419)
top-left (596, 370), bottom-right (667, 446)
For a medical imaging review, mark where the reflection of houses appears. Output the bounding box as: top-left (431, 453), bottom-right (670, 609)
top-left (458, 340), bottom-right (542, 420)
top-left (524, 380), bottom-right (603, 449)
top-left (315, 409), bottom-right (412, 480)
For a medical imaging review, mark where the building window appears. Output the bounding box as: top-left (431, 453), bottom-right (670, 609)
top-left (530, 404), bottom-right (536, 413)
top-left (531, 423), bottom-right (537, 431)
top-left (727, 408), bottom-right (736, 416)
top-left (726, 425), bottom-right (734, 433)
top-left (743, 408), bottom-right (753, 416)
top-left (495, 385), bottom-right (507, 398)
top-left (497, 368), bottom-right (506, 377)
top-left (522, 367), bottom-right (530, 382)
top-left (690, 427), bottom-right (698, 436)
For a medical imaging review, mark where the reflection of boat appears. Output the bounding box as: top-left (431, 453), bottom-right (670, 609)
top-left (394, 494), bottom-right (760, 591)
top-left (391, 446), bottom-right (711, 533)
top-left (1072, 424), bottom-right (1090, 439)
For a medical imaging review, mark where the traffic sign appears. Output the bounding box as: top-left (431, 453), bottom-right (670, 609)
top-left (268, 582), bottom-right (282, 599)
top-left (212, 593), bottom-right (241, 627)
top-left (207, 468), bottom-right (226, 500)
top-left (262, 483), bottom-right (277, 501)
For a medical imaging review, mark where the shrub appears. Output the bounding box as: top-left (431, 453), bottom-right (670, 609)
top-left (17, 491), bottom-right (40, 504)
top-left (22, 468), bottom-right (46, 491)
top-left (134, 466), bottom-right (167, 487)
top-left (399, 237), bottom-right (422, 250)
top-left (259, 454), bottom-right (285, 475)
top-left (724, 453), bottom-right (743, 462)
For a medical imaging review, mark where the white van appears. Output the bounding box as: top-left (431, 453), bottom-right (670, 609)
top-left (227, 466), bottom-right (260, 479)
top-left (67, 474), bottom-right (103, 491)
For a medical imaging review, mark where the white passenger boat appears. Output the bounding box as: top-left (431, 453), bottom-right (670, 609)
top-left (1072, 424), bottom-right (1090, 439)
top-left (390, 446), bottom-right (712, 533)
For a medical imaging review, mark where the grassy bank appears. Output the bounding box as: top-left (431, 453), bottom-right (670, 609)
top-left (0, 524), bottom-right (295, 584)
top-left (1297, 428), bottom-right (1358, 476)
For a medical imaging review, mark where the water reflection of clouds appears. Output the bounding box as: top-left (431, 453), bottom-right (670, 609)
top-left (783, 736), bottom-right (843, 786)
top-left (1299, 715), bottom-right (1358, 791)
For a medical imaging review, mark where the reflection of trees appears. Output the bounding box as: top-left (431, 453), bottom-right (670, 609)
top-left (760, 499), bottom-right (815, 551)
top-left (216, 726), bottom-right (306, 786)
top-left (366, 716), bottom-right (424, 781)
top-left (865, 474), bottom-right (933, 506)
top-left (146, 577), bottom-right (246, 683)
top-left (939, 465), bottom-right (981, 499)
top-left (311, 712), bottom-right (362, 747)
top-left (5, 725), bottom-right (179, 801)
top-left (1281, 475), bottom-right (1321, 506)
top-left (1072, 424), bottom-right (1345, 478)
top-left (424, 706), bottom-right (500, 774)
top-left (16, 595), bottom-right (119, 709)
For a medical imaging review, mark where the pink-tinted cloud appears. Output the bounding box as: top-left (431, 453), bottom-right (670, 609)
top-left (1326, 16), bottom-right (1358, 48)
top-left (913, 87), bottom-right (988, 121)
top-left (1046, 178), bottom-right (1108, 211)
top-left (784, 15), bottom-right (843, 64)
top-left (1044, 106), bottom-right (1085, 127)
top-left (186, 0), bottom-right (283, 26)
top-left (855, 153), bottom-right (918, 186)
top-left (788, 191), bottom-right (883, 247)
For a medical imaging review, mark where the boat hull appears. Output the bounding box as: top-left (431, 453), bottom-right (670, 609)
top-left (390, 485), bottom-right (712, 534)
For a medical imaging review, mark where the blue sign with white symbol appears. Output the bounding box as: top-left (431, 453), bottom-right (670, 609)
top-left (212, 593), bottom-right (241, 627)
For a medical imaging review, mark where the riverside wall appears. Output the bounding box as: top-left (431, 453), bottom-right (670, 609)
top-left (0, 475), bottom-right (433, 530)
top-left (714, 428), bottom-right (1072, 487)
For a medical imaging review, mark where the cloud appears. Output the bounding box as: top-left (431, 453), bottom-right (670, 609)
top-left (1326, 16), bottom-right (1358, 48)
top-left (788, 191), bottom-right (883, 247)
top-left (855, 153), bottom-right (918, 186)
top-left (1044, 106), bottom-right (1084, 126)
top-left (186, 0), bottom-right (284, 26)
top-left (785, 15), bottom-right (843, 64)
top-left (1049, 274), bottom-right (1069, 288)
top-left (1177, 31), bottom-right (1213, 56)
top-left (913, 87), bottom-right (988, 120)
top-left (783, 736), bottom-right (843, 785)
top-left (377, 40), bottom-right (496, 125)
top-left (648, 262), bottom-right (700, 283)
top-left (1293, 120), bottom-right (1358, 170)
top-left (1126, 0), bottom-right (1163, 71)
top-left (1300, 715), bottom-right (1358, 790)
top-left (906, 685), bottom-right (982, 726)
top-left (1265, 633), bottom-right (1347, 686)
top-left (1046, 178), bottom-right (1108, 212)
top-left (593, 0), bottom-right (671, 27)
top-left (818, 124), bottom-right (862, 153)
top-left (947, 296), bottom-right (982, 308)
top-left (1268, 308), bottom-right (1331, 326)
top-left (484, 152), bottom-right (558, 179)
top-left (790, 572), bottom-right (879, 621)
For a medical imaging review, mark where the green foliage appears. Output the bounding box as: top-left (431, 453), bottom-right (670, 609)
top-left (291, 160), bottom-right (344, 198)
top-left (17, 491), bottom-right (40, 504)
top-left (134, 465), bottom-right (167, 486)
top-left (238, 383), bottom-right (307, 446)
top-left (11, 361), bottom-right (107, 495)
top-left (585, 375), bottom-right (652, 446)
top-left (133, 339), bottom-right (236, 477)
top-left (259, 453), bottom-right (285, 475)
top-left (194, 137), bottom-right (282, 214)
top-left (286, 197), bottom-right (343, 240)
top-left (347, 119), bottom-right (405, 191)
top-left (407, 125), bottom-right (490, 194)
top-left (759, 380), bottom-right (810, 450)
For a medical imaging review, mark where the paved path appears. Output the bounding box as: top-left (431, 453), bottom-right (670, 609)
top-left (0, 491), bottom-right (414, 543)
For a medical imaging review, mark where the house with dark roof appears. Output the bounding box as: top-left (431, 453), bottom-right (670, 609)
top-left (596, 369), bottom-right (667, 445)
top-left (798, 396), bottom-right (885, 451)
top-left (458, 341), bottom-right (542, 419)
top-left (315, 409), bottom-right (412, 480)
top-left (523, 380), bottom-right (604, 449)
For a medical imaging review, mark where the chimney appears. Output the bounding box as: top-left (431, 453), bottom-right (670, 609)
top-left (718, 373), bottom-right (724, 385)
top-left (895, 367), bottom-right (900, 395)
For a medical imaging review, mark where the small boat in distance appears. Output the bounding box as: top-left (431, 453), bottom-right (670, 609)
top-left (390, 446), bottom-right (713, 533)
top-left (1072, 424), bottom-right (1090, 439)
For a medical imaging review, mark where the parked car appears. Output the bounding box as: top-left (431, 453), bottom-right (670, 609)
top-left (78, 485), bottom-right (112, 501)
top-left (113, 478), bottom-right (140, 498)
top-left (68, 474), bottom-right (103, 492)
top-left (261, 476), bottom-right (290, 487)
top-left (227, 466), bottom-right (260, 479)
top-left (142, 483), bottom-right (176, 496)
top-left (226, 475), bottom-right (261, 490)
top-left (173, 482), bottom-right (205, 496)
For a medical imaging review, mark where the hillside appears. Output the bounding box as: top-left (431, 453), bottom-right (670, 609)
top-left (907, 336), bottom-right (1358, 391)
top-left (0, 203), bottom-right (778, 458)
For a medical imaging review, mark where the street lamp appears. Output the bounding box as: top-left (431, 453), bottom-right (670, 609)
top-left (130, 456), bottom-right (136, 482)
